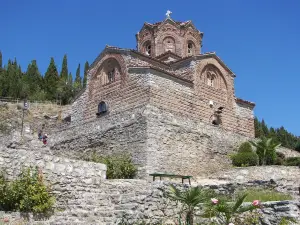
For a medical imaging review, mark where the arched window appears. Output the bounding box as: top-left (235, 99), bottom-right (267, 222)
top-left (97, 101), bottom-right (107, 116)
top-left (207, 72), bottom-right (215, 87)
top-left (96, 58), bottom-right (121, 85)
top-left (107, 68), bottom-right (115, 83)
top-left (144, 41), bottom-right (152, 56)
top-left (187, 41), bottom-right (195, 55)
top-left (163, 37), bottom-right (175, 53)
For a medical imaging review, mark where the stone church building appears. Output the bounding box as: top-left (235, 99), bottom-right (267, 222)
top-left (52, 14), bottom-right (255, 177)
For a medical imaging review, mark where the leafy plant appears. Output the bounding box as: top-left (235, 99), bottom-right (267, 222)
top-left (231, 152), bottom-right (259, 167)
top-left (284, 157), bottom-right (300, 166)
top-left (203, 194), bottom-right (260, 224)
top-left (165, 185), bottom-right (213, 225)
top-left (250, 138), bottom-right (281, 165)
top-left (238, 142), bottom-right (253, 153)
top-left (0, 167), bottom-right (55, 213)
top-left (88, 153), bottom-right (137, 179)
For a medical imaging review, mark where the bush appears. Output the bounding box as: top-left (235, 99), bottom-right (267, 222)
top-left (295, 142), bottom-right (300, 152)
top-left (89, 153), bottom-right (137, 179)
top-left (231, 152), bottom-right (259, 167)
top-left (0, 167), bottom-right (55, 213)
top-left (238, 142), bottom-right (253, 153)
top-left (284, 157), bottom-right (300, 166)
top-left (275, 152), bottom-right (285, 165)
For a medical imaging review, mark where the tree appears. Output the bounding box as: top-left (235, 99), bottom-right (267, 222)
top-left (166, 185), bottom-right (211, 225)
top-left (261, 119), bottom-right (269, 137)
top-left (0, 51), bottom-right (2, 69)
top-left (68, 72), bottom-right (73, 86)
top-left (44, 57), bottom-right (59, 100)
top-left (250, 137), bottom-right (281, 165)
top-left (60, 54), bottom-right (68, 81)
top-left (295, 142), bottom-right (300, 152)
top-left (24, 60), bottom-right (42, 98)
top-left (254, 117), bottom-right (264, 138)
top-left (74, 63), bottom-right (82, 92)
top-left (83, 61), bottom-right (89, 88)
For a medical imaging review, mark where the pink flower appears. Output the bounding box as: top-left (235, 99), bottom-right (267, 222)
top-left (3, 218), bottom-right (9, 223)
top-left (211, 198), bottom-right (219, 204)
top-left (252, 200), bottom-right (260, 207)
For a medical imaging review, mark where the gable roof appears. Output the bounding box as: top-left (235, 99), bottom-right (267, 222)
top-left (155, 51), bottom-right (182, 61)
top-left (170, 52), bottom-right (236, 77)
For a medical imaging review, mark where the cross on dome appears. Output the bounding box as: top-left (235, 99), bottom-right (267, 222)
top-left (166, 10), bottom-right (172, 18)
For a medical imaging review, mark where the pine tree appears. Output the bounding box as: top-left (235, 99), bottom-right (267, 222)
top-left (44, 57), bottom-right (59, 100)
top-left (83, 61), bottom-right (89, 88)
top-left (74, 63), bottom-right (82, 92)
top-left (60, 54), bottom-right (68, 81)
top-left (7, 58), bottom-right (23, 98)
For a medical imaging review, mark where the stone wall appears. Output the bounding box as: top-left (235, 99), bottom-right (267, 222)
top-left (0, 147), bottom-right (107, 207)
top-left (0, 180), bottom-right (299, 225)
top-left (145, 105), bottom-right (250, 177)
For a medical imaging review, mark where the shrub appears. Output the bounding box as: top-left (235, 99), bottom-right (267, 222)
top-left (231, 152), bottom-right (259, 167)
top-left (284, 157), bottom-right (300, 166)
top-left (295, 142), bottom-right (300, 153)
top-left (89, 153), bottom-right (137, 179)
top-left (0, 167), bottom-right (55, 213)
top-left (238, 142), bottom-right (253, 153)
top-left (250, 138), bottom-right (281, 165)
top-left (275, 152), bottom-right (285, 165)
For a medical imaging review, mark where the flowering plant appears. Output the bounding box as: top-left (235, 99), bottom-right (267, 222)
top-left (202, 194), bottom-right (261, 224)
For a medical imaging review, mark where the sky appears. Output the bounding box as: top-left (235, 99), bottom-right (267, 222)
top-left (1, 0), bottom-right (300, 136)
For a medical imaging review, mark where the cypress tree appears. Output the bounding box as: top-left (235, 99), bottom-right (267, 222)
top-left (60, 54), bottom-right (68, 81)
top-left (24, 60), bottom-right (42, 97)
top-left (44, 57), bottom-right (59, 100)
top-left (74, 63), bottom-right (82, 91)
top-left (0, 51), bottom-right (2, 69)
top-left (261, 119), bottom-right (269, 137)
top-left (68, 72), bottom-right (73, 86)
top-left (83, 61), bottom-right (89, 88)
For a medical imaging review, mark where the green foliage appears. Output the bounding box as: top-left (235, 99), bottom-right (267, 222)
top-left (83, 61), bottom-right (89, 88)
top-left (284, 157), bottom-right (300, 166)
top-left (279, 217), bottom-right (297, 225)
top-left (275, 151), bottom-right (285, 165)
top-left (237, 188), bottom-right (292, 202)
top-left (88, 153), bottom-right (137, 179)
top-left (74, 63), bottom-right (82, 93)
top-left (60, 54), bottom-right (68, 81)
top-left (0, 51), bottom-right (2, 69)
top-left (295, 142), bottom-right (300, 152)
top-left (0, 52), bottom-right (85, 104)
top-left (0, 167), bottom-right (55, 213)
top-left (255, 117), bottom-right (300, 150)
top-left (44, 57), bottom-right (59, 100)
top-left (203, 194), bottom-right (257, 224)
top-left (250, 137), bottom-right (280, 165)
top-left (231, 152), bottom-right (259, 167)
top-left (238, 142), bottom-right (253, 153)
top-left (166, 185), bottom-right (213, 225)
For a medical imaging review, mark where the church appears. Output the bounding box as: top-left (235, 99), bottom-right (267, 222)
top-left (53, 12), bottom-right (255, 177)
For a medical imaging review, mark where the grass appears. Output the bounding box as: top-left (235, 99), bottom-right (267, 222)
top-left (237, 188), bottom-right (293, 202)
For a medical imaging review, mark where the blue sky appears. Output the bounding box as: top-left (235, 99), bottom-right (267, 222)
top-left (1, 0), bottom-right (299, 135)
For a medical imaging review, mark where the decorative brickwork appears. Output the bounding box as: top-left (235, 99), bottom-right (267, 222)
top-left (67, 16), bottom-right (255, 178)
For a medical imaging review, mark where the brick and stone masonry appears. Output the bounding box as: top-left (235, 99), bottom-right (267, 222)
top-left (51, 15), bottom-right (256, 178)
